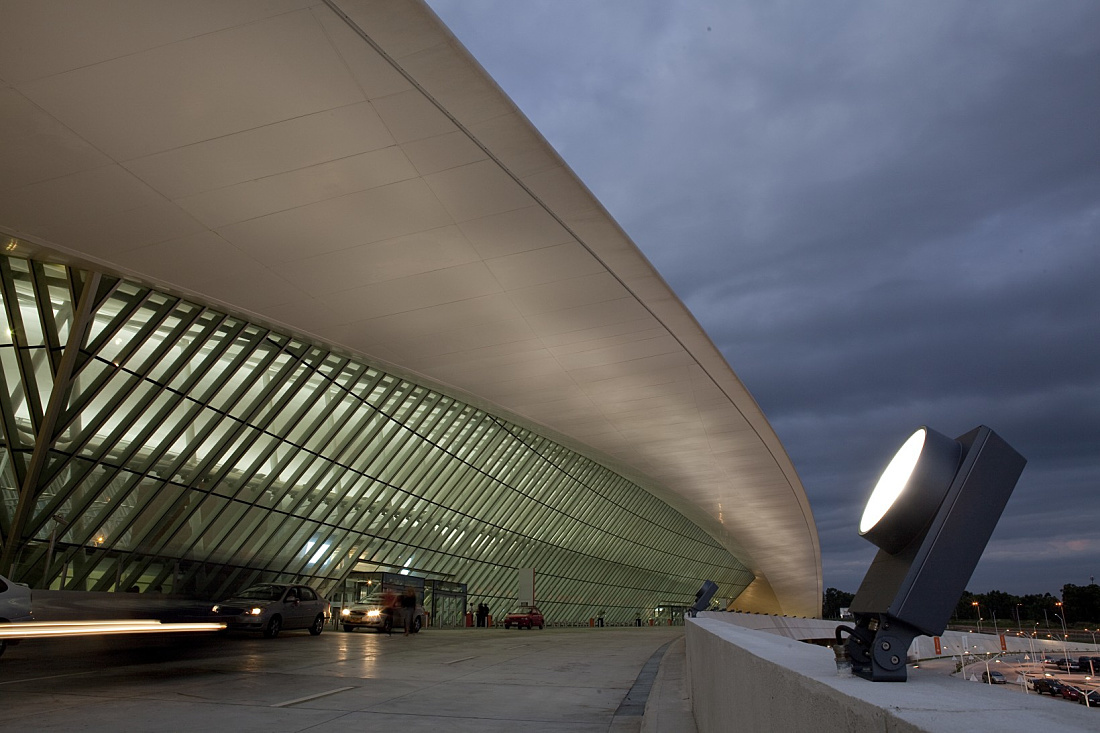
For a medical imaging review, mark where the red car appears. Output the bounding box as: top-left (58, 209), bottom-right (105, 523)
top-left (503, 605), bottom-right (544, 629)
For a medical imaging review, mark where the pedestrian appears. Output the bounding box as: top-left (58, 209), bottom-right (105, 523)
top-left (401, 586), bottom-right (417, 635)
top-left (383, 589), bottom-right (397, 635)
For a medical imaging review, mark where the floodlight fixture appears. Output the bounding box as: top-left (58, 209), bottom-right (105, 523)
top-left (841, 425), bottom-right (1025, 681)
top-left (688, 580), bottom-right (718, 617)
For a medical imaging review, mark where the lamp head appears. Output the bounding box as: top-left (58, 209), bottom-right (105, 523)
top-left (858, 428), bottom-right (961, 554)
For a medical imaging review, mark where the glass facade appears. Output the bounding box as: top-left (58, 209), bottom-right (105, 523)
top-left (0, 252), bottom-right (753, 623)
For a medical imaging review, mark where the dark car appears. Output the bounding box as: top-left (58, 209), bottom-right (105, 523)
top-left (212, 583), bottom-right (330, 638)
top-left (1032, 677), bottom-right (1065, 696)
top-left (503, 605), bottom-right (545, 629)
top-left (1078, 690), bottom-right (1100, 707)
top-left (981, 670), bottom-right (1007, 684)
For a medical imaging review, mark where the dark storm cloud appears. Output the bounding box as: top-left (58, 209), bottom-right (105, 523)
top-left (427, 1), bottom-right (1100, 596)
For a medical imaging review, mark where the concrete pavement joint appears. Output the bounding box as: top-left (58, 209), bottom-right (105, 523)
top-left (270, 686), bottom-right (358, 707)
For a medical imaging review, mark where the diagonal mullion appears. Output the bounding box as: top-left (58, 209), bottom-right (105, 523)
top-left (0, 271), bottom-right (101, 577)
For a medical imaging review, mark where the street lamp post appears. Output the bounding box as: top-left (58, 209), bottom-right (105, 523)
top-left (972, 601), bottom-right (983, 633)
top-left (1054, 612), bottom-right (1070, 668)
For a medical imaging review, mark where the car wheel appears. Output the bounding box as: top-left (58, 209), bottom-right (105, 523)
top-left (263, 615), bottom-right (282, 638)
top-left (343, 624), bottom-right (354, 633)
top-left (309, 614), bottom-right (325, 636)
top-left (504, 623), bottom-right (511, 629)
top-left (411, 616), bottom-right (422, 634)
top-left (538, 624), bottom-right (543, 629)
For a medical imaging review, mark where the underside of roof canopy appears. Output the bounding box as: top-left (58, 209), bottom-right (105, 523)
top-left (0, 0), bottom-right (821, 616)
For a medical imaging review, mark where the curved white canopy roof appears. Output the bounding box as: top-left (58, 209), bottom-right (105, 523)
top-left (0, 0), bottom-right (820, 616)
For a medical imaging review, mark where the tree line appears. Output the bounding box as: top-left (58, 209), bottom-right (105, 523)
top-left (822, 583), bottom-right (1100, 625)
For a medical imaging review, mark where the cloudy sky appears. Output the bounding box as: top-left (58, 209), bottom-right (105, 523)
top-left (425, 0), bottom-right (1100, 598)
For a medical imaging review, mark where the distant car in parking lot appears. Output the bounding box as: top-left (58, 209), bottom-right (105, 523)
top-left (212, 583), bottom-right (329, 638)
top-left (1032, 677), bottom-right (1066, 696)
top-left (1060, 685), bottom-right (1083, 702)
top-left (340, 592), bottom-right (424, 634)
top-left (0, 574), bottom-right (33, 657)
top-left (503, 605), bottom-right (544, 629)
top-left (1078, 689), bottom-right (1100, 708)
top-left (981, 670), bottom-right (1007, 684)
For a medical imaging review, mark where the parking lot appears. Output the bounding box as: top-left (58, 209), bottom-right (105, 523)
top-left (0, 625), bottom-right (683, 732)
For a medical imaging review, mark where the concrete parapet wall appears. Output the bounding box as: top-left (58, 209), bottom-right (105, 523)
top-left (686, 618), bottom-right (1098, 733)
top-left (700, 611), bottom-right (1100, 661)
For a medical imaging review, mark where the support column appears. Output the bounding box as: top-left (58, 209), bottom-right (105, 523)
top-left (1, 272), bottom-right (102, 578)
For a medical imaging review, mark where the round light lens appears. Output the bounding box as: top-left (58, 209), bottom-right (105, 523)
top-left (860, 429), bottom-right (926, 534)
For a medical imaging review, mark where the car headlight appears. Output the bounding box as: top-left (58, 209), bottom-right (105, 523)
top-left (366, 609), bottom-right (381, 618)
top-left (211, 605), bottom-right (220, 613)
top-left (341, 608), bottom-right (350, 616)
top-left (249, 607), bottom-right (263, 615)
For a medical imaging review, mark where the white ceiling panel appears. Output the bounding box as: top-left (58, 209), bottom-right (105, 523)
top-left (20, 10), bottom-right (363, 161)
top-left (177, 146), bottom-right (417, 229)
top-left (485, 242), bottom-right (606, 290)
top-left (317, 261), bottom-right (502, 321)
top-left (116, 231), bottom-right (259, 287)
top-left (372, 89), bottom-right (459, 144)
top-left (0, 165), bottom-right (162, 230)
top-left (0, 88), bottom-right (112, 189)
top-left (124, 102), bottom-right (395, 200)
top-left (345, 292), bottom-right (520, 342)
top-left (458, 205), bottom-right (575, 259)
top-left (468, 113), bottom-right (561, 178)
top-left (274, 224), bottom-right (479, 294)
top-left (311, 4), bottom-right (414, 100)
top-left (402, 131), bottom-right (488, 176)
top-left (425, 159), bottom-right (536, 223)
top-left (0, 0), bottom-right (316, 84)
top-left (507, 272), bottom-right (631, 317)
top-left (217, 178), bottom-right (451, 262)
top-left (196, 266), bottom-right (305, 313)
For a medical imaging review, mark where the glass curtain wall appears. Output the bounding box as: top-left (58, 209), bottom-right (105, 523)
top-left (0, 253), bottom-right (753, 623)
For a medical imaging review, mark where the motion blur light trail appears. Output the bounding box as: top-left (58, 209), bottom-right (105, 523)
top-left (0, 620), bottom-right (225, 639)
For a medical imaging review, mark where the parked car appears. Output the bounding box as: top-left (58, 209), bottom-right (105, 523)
top-left (0, 574), bottom-right (33, 657)
top-left (1060, 685), bottom-right (1083, 702)
top-left (1077, 690), bottom-right (1100, 707)
top-left (1078, 656), bottom-right (1100, 674)
top-left (503, 605), bottom-right (544, 629)
top-left (1032, 677), bottom-right (1065, 696)
top-left (212, 583), bottom-right (329, 638)
top-left (341, 592), bottom-right (424, 634)
top-left (981, 670), bottom-right (1007, 684)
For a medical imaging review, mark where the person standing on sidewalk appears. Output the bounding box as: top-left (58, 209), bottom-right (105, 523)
top-left (401, 586), bottom-right (417, 635)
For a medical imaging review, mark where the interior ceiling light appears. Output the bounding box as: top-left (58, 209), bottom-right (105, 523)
top-left (839, 425), bottom-right (1026, 682)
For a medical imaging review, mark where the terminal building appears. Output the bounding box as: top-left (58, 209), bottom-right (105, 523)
top-left (0, 0), bottom-right (820, 623)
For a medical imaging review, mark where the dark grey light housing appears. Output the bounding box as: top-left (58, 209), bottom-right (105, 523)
top-left (843, 426), bottom-right (1025, 681)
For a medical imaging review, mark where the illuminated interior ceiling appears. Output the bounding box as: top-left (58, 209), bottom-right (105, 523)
top-left (0, 0), bottom-right (821, 616)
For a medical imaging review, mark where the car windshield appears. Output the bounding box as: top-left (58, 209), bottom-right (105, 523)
top-left (510, 607), bottom-right (536, 615)
top-left (236, 584), bottom-right (286, 601)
